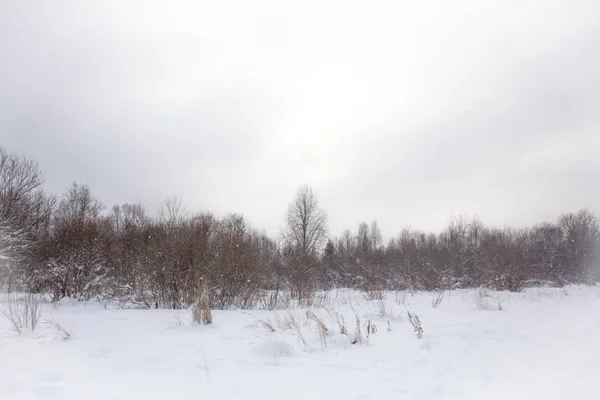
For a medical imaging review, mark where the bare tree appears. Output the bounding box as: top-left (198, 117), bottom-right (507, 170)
top-left (370, 220), bottom-right (383, 250)
top-left (558, 209), bottom-right (600, 282)
top-left (0, 146), bottom-right (53, 234)
top-left (282, 186), bottom-right (328, 301)
top-left (283, 185), bottom-right (328, 256)
top-left (356, 222), bottom-right (371, 260)
top-left (0, 147), bottom-right (55, 290)
top-left (34, 183), bottom-right (108, 300)
top-left (158, 195), bottom-right (186, 227)
top-left (0, 217), bottom-right (28, 292)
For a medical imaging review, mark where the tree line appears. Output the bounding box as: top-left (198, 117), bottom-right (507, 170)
top-left (0, 146), bottom-right (599, 308)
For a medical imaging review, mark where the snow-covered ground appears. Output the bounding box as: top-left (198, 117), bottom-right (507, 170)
top-left (2, 286), bottom-right (600, 400)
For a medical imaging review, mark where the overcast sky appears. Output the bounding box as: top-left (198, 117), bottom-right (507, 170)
top-left (1, 0), bottom-right (599, 238)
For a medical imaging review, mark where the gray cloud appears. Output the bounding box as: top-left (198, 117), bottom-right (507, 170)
top-left (1, 0), bottom-right (599, 238)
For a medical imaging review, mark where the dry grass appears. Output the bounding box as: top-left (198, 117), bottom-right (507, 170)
top-left (259, 290), bottom-right (292, 310)
top-left (256, 319), bottom-right (275, 332)
top-left (192, 284), bottom-right (213, 325)
top-left (1, 293), bottom-right (42, 334)
top-left (473, 288), bottom-right (504, 311)
top-left (407, 310), bottom-right (423, 339)
top-left (263, 290), bottom-right (331, 310)
top-left (275, 312), bottom-right (293, 330)
top-left (377, 299), bottom-right (386, 317)
top-left (44, 315), bottom-right (75, 340)
top-left (199, 348), bottom-right (210, 381)
top-left (327, 309), bottom-right (347, 335)
top-left (335, 292), bottom-right (353, 307)
top-left (432, 289), bottom-right (445, 308)
top-left (300, 291), bottom-right (330, 309)
top-left (364, 289), bottom-right (385, 301)
top-left (199, 304), bottom-right (213, 325)
top-left (351, 312), bottom-right (364, 345)
top-left (307, 311), bottom-right (328, 348)
top-left (395, 291), bottom-right (408, 305)
top-left (363, 319), bottom-right (377, 346)
top-left (276, 312), bottom-right (309, 348)
top-left (307, 311), bottom-right (328, 333)
top-left (474, 288), bottom-right (494, 310)
top-left (167, 313), bottom-right (185, 329)
top-left (192, 299), bottom-right (212, 325)
top-left (366, 319), bottom-right (377, 335)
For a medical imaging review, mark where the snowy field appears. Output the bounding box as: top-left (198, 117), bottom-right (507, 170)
top-left (2, 286), bottom-right (600, 400)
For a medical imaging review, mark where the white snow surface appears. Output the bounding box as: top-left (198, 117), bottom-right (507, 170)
top-left (2, 286), bottom-right (600, 400)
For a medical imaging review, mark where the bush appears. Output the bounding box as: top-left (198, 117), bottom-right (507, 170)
top-left (1, 293), bottom-right (42, 333)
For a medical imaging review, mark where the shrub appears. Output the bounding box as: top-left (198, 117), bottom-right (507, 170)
top-left (1, 293), bottom-right (42, 334)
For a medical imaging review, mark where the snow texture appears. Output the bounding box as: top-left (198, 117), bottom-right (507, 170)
top-left (2, 286), bottom-right (600, 399)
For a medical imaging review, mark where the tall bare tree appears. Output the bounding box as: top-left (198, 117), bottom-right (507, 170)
top-left (283, 185), bottom-right (328, 256)
top-left (282, 186), bottom-right (328, 300)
